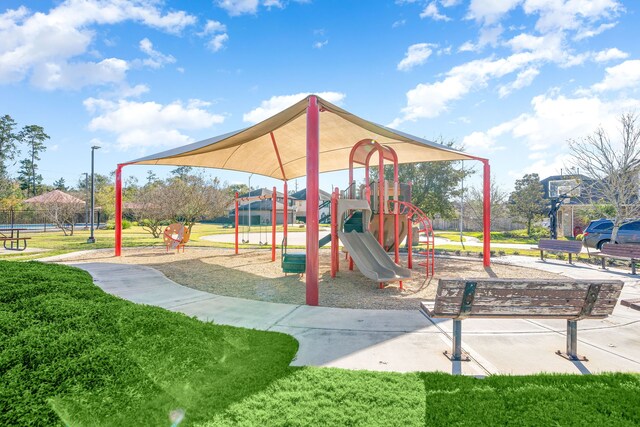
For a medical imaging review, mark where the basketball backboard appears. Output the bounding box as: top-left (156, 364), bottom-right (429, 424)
top-left (548, 179), bottom-right (580, 198)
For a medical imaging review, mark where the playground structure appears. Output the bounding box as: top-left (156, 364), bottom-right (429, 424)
top-left (163, 223), bottom-right (190, 253)
top-left (113, 95), bottom-right (492, 306)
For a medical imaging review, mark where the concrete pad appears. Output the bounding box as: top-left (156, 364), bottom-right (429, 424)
top-left (168, 296), bottom-right (299, 330)
top-left (273, 325), bottom-right (486, 375)
top-left (462, 332), bottom-right (640, 375)
top-left (278, 305), bottom-right (432, 332)
top-left (425, 317), bottom-right (553, 334)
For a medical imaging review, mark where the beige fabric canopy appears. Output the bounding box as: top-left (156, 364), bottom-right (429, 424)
top-left (126, 95), bottom-right (482, 180)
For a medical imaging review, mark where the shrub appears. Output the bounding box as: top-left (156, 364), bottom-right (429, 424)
top-left (454, 250), bottom-right (461, 256)
top-left (498, 250), bottom-right (506, 257)
top-left (557, 253), bottom-right (566, 260)
top-left (490, 250), bottom-right (496, 257)
top-left (513, 251), bottom-right (520, 256)
top-left (104, 219), bottom-right (132, 230)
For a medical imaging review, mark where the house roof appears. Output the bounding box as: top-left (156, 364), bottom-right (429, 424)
top-left (290, 188), bottom-right (332, 201)
top-left (23, 190), bottom-right (86, 205)
top-left (124, 95), bottom-right (482, 180)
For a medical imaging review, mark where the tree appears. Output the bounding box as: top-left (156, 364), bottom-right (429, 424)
top-left (465, 178), bottom-right (509, 230)
top-left (0, 115), bottom-right (20, 178)
top-left (164, 172), bottom-right (227, 231)
top-left (133, 181), bottom-right (170, 238)
top-left (508, 173), bottom-right (546, 236)
top-left (569, 113), bottom-right (640, 243)
top-left (17, 159), bottom-right (43, 196)
top-left (18, 125), bottom-right (49, 197)
top-left (53, 177), bottom-right (67, 191)
top-left (171, 166), bottom-right (193, 179)
top-left (146, 170), bottom-right (159, 185)
top-left (371, 139), bottom-right (473, 219)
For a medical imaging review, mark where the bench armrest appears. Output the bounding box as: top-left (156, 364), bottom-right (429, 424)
top-left (420, 301), bottom-right (436, 317)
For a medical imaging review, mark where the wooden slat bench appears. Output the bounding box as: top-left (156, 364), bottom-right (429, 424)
top-left (595, 243), bottom-right (640, 275)
top-left (0, 236), bottom-right (31, 251)
top-left (533, 239), bottom-right (583, 264)
top-left (420, 278), bottom-right (624, 363)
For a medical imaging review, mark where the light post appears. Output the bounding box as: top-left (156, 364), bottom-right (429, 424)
top-left (87, 146), bottom-right (100, 243)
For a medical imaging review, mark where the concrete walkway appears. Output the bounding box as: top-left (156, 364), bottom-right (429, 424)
top-left (66, 257), bottom-right (640, 376)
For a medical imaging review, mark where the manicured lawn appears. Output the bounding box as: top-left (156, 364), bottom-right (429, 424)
top-left (0, 223), bottom-right (308, 261)
top-left (2, 261), bottom-right (639, 426)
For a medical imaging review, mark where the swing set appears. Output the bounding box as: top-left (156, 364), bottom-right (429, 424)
top-left (233, 186), bottom-right (289, 262)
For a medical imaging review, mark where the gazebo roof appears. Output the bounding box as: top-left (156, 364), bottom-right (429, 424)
top-left (24, 190), bottom-right (85, 205)
top-left (125, 95), bottom-right (482, 180)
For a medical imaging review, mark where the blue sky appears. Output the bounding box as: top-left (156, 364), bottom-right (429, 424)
top-left (1, 0), bottom-right (639, 193)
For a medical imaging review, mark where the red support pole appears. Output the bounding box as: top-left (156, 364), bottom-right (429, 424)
top-left (378, 152), bottom-right (385, 289)
top-left (306, 95), bottom-right (320, 306)
top-left (482, 159), bottom-right (491, 267)
top-left (235, 192), bottom-right (239, 255)
top-left (115, 164), bottom-right (123, 256)
top-left (378, 152), bottom-right (384, 249)
top-left (334, 188), bottom-right (339, 273)
top-left (283, 181), bottom-right (288, 244)
top-left (272, 186), bottom-right (277, 262)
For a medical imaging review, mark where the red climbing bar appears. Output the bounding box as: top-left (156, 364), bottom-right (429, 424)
top-left (272, 186), bottom-right (277, 262)
top-left (331, 187), bottom-right (338, 278)
top-left (306, 95), bottom-right (320, 306)
top-left (235, 191), bottom-right (239, 255)
top-left (407, 218), bottom-right (413, 269)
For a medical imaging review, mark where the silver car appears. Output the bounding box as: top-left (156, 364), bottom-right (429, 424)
top-left (582, 219), bottom-right (640, 249)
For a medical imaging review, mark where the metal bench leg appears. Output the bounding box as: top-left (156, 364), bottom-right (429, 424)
top-left (569, 253), bottom-right (572, 264)
top-left (556, 320), bottom-right (588, 361)
top-left (444, 320), bottom-right (470, 361)
top-left (632, 260), bottom-right (636, 275)
top-left (601, 258), bottom-right (606, 270)
top-left (540, 250), bottom-right (544, 261)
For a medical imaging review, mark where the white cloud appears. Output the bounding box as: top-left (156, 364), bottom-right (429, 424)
top-left (30, 58), bottom-right (129, 90)
top-left (0, 1), bottom-right (196, 88)
top-left (202, 20), bottom-right (227, 35)
top-left (593, 47), bottom-right (628, 63)
top-left (84, 97), bottom-right (225, 150)
top-left (440, 0), bottom-right (461, 7)
top-left (217, 0), bottom-right (260, 16)
top-left (138, 38), bottom-right (175, 69)
top-left (243, 92), bottom-right (346, 123)
top-left (464, 93), bottom-right (640, 156)
top-left (457, 25), bottom-right (503, 52)
top-left (201, 20), bottom-right (229, 52)
top-left (466, 0), bottom-right (521, 25)
top-left (420, 2), bottom-right (451, 21)
top-left (397, 43), bottom-right (434, 71)
top-left (524, 0), bottom-right (622, 34)
top-left (591, 60), bottom-right (640, 92)
top-left (498, 67), bottom-right (539, 98)
top-left (313, 40), bottom-right (328, 49)
top-left (391, 50), bottom-right (551, 125)
top-left (208, 34), bottom-right (230, 52)
top-left (574, 22), bottom-right (617, 41)
top-left (392, 19), bottom-right (406, 28)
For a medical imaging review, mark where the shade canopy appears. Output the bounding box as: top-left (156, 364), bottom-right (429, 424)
top-left (24, 189), bottom-right (85, 205)
top-left (125, 95), bottom-right (482, 181)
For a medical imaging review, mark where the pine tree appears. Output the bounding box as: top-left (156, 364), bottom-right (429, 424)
top-left (18, 125), bottom-right (49, 197)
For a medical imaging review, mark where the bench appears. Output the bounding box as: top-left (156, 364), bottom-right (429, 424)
top-left (533, 239), bottom-right (583, 264)
top-left (595, 243), bottom-right (640, 275)
top-left (420, 278), bottom-right (624, 363)
top-left (0, 236), bottom-right (31, 251)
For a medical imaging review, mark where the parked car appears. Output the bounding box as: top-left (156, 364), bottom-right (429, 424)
top-left (582, 219), bottom-right (640, 249)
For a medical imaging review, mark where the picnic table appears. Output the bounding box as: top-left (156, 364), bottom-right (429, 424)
top-left (0, 228), bottom-right (30, 251)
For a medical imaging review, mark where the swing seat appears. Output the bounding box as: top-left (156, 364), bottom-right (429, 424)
top-left (281, 238), bottom-right (306, 274)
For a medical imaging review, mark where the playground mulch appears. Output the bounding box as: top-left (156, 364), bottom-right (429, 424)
top-left (59, 247), bottom-right (563, 310)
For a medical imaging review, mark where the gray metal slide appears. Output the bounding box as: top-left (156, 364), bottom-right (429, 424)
top-left (339, 230), bottom-right (412, 282)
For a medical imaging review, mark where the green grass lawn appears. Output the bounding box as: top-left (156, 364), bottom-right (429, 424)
top-left (2, 261), bottom-right (639, 426)
top-left (0, 223), bottom-right (310, 261)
